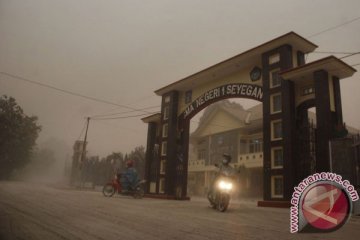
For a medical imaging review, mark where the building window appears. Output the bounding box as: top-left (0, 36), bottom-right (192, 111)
top-left (163, 106), bottom-right (169, 120)
top-left (239, 139), bottom-right (248, 154)
top-left (159, 178), bottom-right (165, 193)
top-left (271, 147), bottom-right (283, 168)
top-left (185, 90), bottom-right (192, 104)
top-left (272, 175), bottom-right (284, 198)
top-left (270, 69), bottom-right (281, 88)
top-left (269, 53), bottom-right (280, 65)
top-left (160, 160), bottom-right (166, 174)
top-left (217, 136), bottom-right (224, 145)
top-left (162, 124), bottom-right (168, 138)
top-left (271, 93), bottom-right (282, 113)
top-left (198, 149), bottom-right (206, 160)
top-left (164, 96), bottom-right (171, 103)
top-left (271, 120), bottom-right (282, 140)
top-left (303, 86), bottom-right (315, 96)
top-left (154, 144), bottom-right (160, 156)
top-left (161, 141), bottom-right (167, 156)
top-left (249, 138), bottom-right (263, 153)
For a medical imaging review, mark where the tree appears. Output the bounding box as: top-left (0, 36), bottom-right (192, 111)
top-left (106, 152), bottom-right (124, 165)
top-left (0, 95), bottom-right (41, 179)
top-left (128, 146), bottom-right (145, 178)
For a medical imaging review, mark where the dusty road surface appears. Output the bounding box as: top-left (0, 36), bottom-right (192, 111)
top-left (0, 181), bottom-right (360, 240)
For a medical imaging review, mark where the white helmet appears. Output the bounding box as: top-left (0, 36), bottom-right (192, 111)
top-left (222, 154), bottom-right (231, 165)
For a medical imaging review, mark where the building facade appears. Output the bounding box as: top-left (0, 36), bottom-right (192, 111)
top-left (188, 101), bottom-right (264, 197)
top-left (188, 101), bottom-right (359, 198)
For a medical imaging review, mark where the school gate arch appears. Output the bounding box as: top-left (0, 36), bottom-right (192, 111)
top-left (142, 32), bottom-right (356, 206)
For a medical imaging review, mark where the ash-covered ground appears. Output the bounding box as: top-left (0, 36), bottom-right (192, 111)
top-left (0, 181), bottom-right (359, 240)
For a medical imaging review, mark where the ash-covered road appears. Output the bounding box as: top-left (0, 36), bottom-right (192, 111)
top-left (0, 181), bottom-right (359, 240)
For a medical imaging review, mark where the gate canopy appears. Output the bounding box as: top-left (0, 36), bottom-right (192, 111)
top-left (155, 32), bottom-right (317, 96)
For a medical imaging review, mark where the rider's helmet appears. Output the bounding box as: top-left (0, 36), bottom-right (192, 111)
top-left (222, 154), bottom-right (231, 165)
top-left (126, 160), bottom-right (134, 168)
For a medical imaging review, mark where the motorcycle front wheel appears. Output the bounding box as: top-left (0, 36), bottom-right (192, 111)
top-left (217, 193), bottom-right (230, 212)
top-left (102, 184), bottom-right (115, 197)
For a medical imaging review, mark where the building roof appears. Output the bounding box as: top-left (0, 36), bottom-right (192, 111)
top-left (155, 32), bottom-right (317, 96)
top-left (198, 101), bottom-right (246, 124)
top-left (141, 113), bottom-right (161, 123)
top-left (281, 56), bottom-right (357, 82)
top-left (192, 102), bottom-right (359, 137)
top-left (191, 100), bottom-right (263, 138)
top-left (246, 104), bottom-right (263, 122)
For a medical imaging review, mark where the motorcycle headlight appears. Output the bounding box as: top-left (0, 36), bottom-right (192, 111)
top-left (218, 180), bottom-right (233, 190)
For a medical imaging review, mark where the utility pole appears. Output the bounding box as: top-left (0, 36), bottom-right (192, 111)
top-left (80, 117), bottom-right (90, 167)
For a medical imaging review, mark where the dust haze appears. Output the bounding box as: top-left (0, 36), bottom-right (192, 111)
top-left (11, 137), bottom-right (71, 184)
top-left (1, 0), bottom-right (360, 183)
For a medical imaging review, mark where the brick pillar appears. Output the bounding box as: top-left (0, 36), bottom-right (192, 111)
top-left (179, 121), bottom-right (190, 198)
top-left (282, 79), bottom-right (296, 200)
top-left (160, 91), bottom-right (179, 196)
top-left (314, 70), bottom-right (332, 172)
top-left (262, 44), bottom-right (294, 201)
top-left (333, 76), bottom-right (343, 125)
top-left (144, 122), bottom-right (157, 193)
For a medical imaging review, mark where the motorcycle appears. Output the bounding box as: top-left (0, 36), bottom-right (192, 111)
top-left (207, 163), bottom-right (237, 212)
top-left (102, 174), bottom-right (146, 199)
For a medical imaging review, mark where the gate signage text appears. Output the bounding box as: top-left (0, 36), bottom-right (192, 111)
top-left (183, 83), bottom-right (263, 119)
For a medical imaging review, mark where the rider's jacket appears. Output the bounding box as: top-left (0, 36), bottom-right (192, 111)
top-left (217, 163), bottom-right (236, 178)
top-left (121, 167), bottom-right (139, 189)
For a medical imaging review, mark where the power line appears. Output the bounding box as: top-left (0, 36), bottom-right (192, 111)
top-left (92, 119), bottom-right (145, 136)
top-left (0, 71), bottom-right (154, 114)
top-left (313, 51), bottom-right (359, 55)
top-left (340, 52), bottom-right (360, 60)
top-left (91, 112), bottom-right (158, 120)
top-left (90, 105), bottom-right (160, 118)
top-left (311, 51), bottom-right (360, 60)
top-left (308, 16), bottom-right (360, 38)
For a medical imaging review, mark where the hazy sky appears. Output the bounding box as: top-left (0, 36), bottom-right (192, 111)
top-left (0, 0), bottom-right (359, 158)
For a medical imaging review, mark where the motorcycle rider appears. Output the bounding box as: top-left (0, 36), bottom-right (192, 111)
top-left (217, 153), bottom-right (232, 172)
top-left (208, 154), bottom-right (234, 201)
top-left (121, 160), bottom-right (139, 192)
